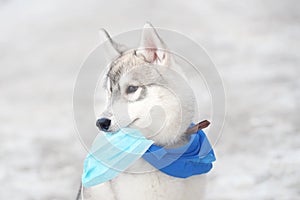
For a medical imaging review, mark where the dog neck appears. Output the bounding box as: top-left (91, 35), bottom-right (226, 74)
top-left (148, 121), bottom-right (192, 148)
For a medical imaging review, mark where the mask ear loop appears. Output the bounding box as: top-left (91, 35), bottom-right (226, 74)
top-left (81, 183), bottom-right (84, 200)
top-left (75, 182), bottom-right (83, 200)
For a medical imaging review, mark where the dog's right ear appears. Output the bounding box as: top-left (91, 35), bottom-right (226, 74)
top-left (99, 28), bottom-right (123, 60)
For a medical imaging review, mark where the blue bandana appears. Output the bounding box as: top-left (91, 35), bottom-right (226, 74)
top-left (142, 129), bottom-right (216, 178)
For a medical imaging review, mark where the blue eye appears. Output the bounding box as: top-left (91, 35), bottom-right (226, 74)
top-left (126, 85), bottom-right (139, 94)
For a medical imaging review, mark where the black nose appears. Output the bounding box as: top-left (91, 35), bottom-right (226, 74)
top-left (96, 118), bottom-right (111, 131)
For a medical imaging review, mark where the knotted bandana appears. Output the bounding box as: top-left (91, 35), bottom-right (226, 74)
top-left (143, 129), bottom-right (216, 178)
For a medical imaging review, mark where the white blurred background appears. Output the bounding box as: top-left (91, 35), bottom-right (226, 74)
top-left (0, 0), bottom-right (299, 199)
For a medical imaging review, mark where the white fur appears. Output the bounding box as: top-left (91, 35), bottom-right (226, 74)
top-left (83, 159), bottom-right (206, 200)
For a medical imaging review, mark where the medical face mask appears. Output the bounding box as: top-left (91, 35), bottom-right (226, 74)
top-left (82, 128), bottom-right (154, 188)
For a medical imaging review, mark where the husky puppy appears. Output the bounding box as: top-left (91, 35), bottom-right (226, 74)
top-left (81, 23), bottom-right (206, 200)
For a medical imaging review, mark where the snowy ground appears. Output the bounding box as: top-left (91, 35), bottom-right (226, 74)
top-left (0, 0), bottom-right (299, 199)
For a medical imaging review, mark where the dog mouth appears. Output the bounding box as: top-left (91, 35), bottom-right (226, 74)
top-left (126, 118), bottom-right (139, 128)
top-left (106, 118), bottom-right (139, 133)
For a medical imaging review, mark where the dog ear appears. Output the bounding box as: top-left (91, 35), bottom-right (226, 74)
top-left (137, 22), bottom-right (172, 66)
top-left (99, 28), bottom-right (125, 60)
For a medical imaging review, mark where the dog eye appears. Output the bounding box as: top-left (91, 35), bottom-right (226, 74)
top-left (126, 85), bottom-right (139, 94)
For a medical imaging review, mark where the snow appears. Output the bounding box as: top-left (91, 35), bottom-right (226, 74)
top-left (0, 0), bottom-right (299, 199)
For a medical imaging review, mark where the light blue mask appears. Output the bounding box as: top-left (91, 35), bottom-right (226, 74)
top-left (82, 128), bottom-right (154, 187)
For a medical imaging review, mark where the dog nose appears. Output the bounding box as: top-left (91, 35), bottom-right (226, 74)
top-left (96, 118), bottom-right (111, 131)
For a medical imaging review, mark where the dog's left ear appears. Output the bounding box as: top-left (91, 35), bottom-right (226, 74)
top-left (137, 22), bottom-right (172, 66)
top-left (99, 28), bottom-right (127, 61)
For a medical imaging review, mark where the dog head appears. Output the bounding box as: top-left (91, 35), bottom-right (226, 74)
top-left (96, 23), bottom-right (195, 146)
